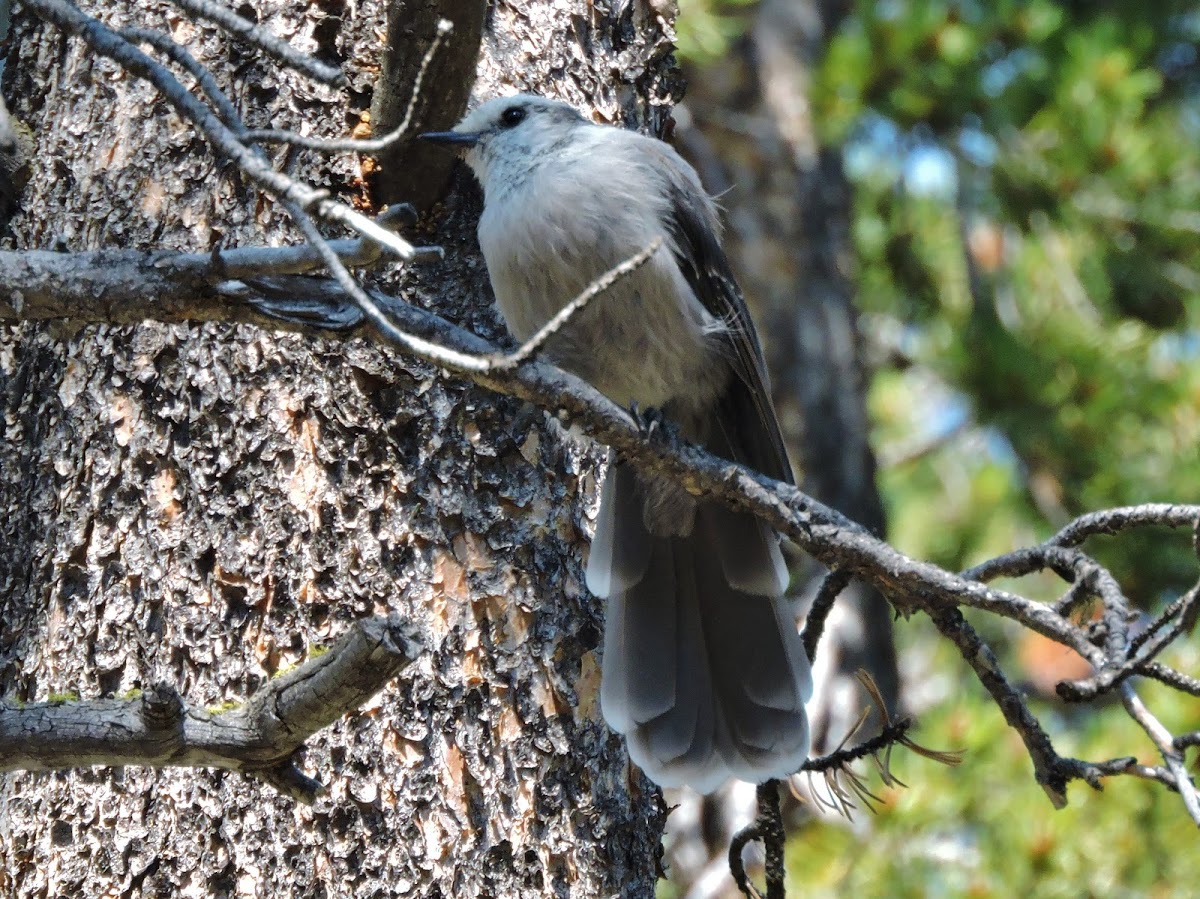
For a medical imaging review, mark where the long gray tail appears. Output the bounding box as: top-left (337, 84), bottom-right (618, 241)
top-left (587, 461), bottom-right (812, 793)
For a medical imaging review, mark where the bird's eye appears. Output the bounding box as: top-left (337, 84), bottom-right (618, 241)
top-left (500, 107), bottom-right (527, 128)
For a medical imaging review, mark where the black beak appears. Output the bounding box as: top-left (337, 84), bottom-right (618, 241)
top-left (418, 131), bottom-right (481, 147)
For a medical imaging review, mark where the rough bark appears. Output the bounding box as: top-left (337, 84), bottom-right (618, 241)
top-left (0, 1), bottom-right (679, 895)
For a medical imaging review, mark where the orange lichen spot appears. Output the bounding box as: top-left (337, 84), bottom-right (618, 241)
top-left (498, 701), bottom-right (523, 746)
top-left (431, 548), bottom-right (469, 638)
top-left (519, 429), bottom-right (541, 466)
top-left (457, 531), bottom-right (494, 573)
top-left (150, 467), bottom-right (181, 523)
top-left (442, 739), bottom-right (473, 824)
top-left (352, 113), bottom-right (372, 140)
top-left (110, 394), bottom-right (138, 447)
top-left (531, 668), bottom-right (567, 719)
top-left (284, 414), bottom-right (327, 529)
top-left (254, 631), bottom-right (280, 671)
top-left (575, 651), bottom-right (602, 723)
top-left (213, 564), bottom-right (250, 587)
top-left (297, 578), bottom-right (320, 605)
top-left (461, 624), bottom-right (484, 687)
top-left (483, 593), bottom-right (531, 650)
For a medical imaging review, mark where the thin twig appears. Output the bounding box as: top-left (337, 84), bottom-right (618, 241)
top-left (926, 606), bottom-right (1073, 808)
top-left (280, 195), bottom-right (497, 368)
top-left (1050, 505), bottom-right (1200, 547)
top-left (1173, 731), bottom-right (1200, 751)
top-left (268, 209), bottom-right (664, 379)
top-left (1136, 662), bottom-right (1200, 697)
top-left (1120, 682), bottom-right (1200, 826)
top-left (25, 0), bottom-right (417, 261)
top-left (242, 20), bottom-right (454, 151)
top-left (801, 569), bottom-right (851, 662)
top-left (487, 239), bottom-right (663, 370)
top-left (795, 671), bottom-right (962, 821)
top-left (172, 0), bottom-right (345, 86)
top-left (759, 782), bottom-right (786, 899)
top-left (1130, 580), bottom-right (1200, 655)
top-left (121, 27), bottom-right (246, 135)
top-left (801, 717), bottom-right (915, 773)
top-left (729, 780), bottom-right (786, 899)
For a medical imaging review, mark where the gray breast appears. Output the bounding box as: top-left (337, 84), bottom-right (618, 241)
top-left (477, 155), bottom-right (730, 413)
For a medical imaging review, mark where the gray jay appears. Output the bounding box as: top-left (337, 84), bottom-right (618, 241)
top-left (421, 95), bottom-right (811, 793)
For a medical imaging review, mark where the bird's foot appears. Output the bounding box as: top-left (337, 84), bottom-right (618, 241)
top-left (628, 402), bottom-right (676, 443)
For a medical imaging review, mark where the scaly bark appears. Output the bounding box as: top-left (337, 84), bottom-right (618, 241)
top-left (0, 0), bottom-right (679, 894)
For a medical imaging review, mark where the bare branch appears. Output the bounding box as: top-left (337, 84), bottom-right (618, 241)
top-left (801, 569), bottom-right (851, 662)
top-left (1120, 683), bottom-right (1200, 826)
top-left (11, 226), bottom-right (1200, 819)
top-left (1136, 662), bottom-right (1200, 697)
top-left (926, 606), bottom-right (1074, 808)
top-left (241, 20), bottom-right (454, 152)
top-left (24, 0), bottom-right (418, 261)
top-left (0, 239), bottom-right (440, 325)
top-left (1130, 582), bottom-right (1200, 655)
top-left (1049, 504), bottom-right (1200, 547)
top-left (0, 615), bottom-right (420, 804)
top-left (171, 0), bottom-right (345, 86)
top-left (729, 781), bottom-right (785, 899)
top-left (12, 214), bottom-right (1200, 819)
top-left (1059, 581), bottom-right (1200, 701)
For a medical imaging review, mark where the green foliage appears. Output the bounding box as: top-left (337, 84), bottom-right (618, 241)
top-left (804, 3), bottom-right (1200, 893)
top-left (668, 1), bottom-right (1200, 890)
top-left (819, 1), bottom-right (1200, 598)
top-left (784, 626), bottom-right (1200, 898)
top-left (675, 0), bottom-right (757, 64)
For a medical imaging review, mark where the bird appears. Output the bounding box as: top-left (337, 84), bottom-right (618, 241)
top-left (420, 94), bottom-right (812, 792)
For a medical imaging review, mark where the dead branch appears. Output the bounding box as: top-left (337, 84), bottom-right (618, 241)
top-left (0, 615), bottom-right (421, 804)
top-left (729, 781), bottom-right (786, 899)
top-left (171, 0), bottom-right (344, 85)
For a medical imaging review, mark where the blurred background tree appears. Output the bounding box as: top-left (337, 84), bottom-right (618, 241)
top-left (666, 1), bottom-right (1200, 896)
top-left (818, 0), bottom-right (1200, 594)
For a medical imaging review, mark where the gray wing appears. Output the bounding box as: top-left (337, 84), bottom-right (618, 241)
top-left (638, 139), bottom-right (795, 487)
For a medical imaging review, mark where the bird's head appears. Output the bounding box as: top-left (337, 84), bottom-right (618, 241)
top-left (419, 94), bottom-right (587, 193)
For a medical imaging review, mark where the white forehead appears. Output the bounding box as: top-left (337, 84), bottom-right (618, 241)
top-left (455, 94), bottom-right (584, 132)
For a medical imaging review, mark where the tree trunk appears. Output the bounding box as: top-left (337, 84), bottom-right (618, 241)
top-left (0, 1), bottom-right (679, 895)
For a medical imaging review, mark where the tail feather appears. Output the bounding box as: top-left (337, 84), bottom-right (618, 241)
top-left (592, 466), bottom-right (812, 792)
top-left (601, 539), bottom-right (678, 729)
top-left (706, 503), bottom-right (790, 596)
top-left (631, 543), bottom-right (705, 763)
top-left (586, 457), bottom-right (652, 598)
